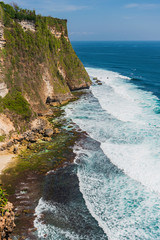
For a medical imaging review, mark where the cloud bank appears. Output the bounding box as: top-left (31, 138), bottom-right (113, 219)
top-left (125, 3), bottom-right (160, 9)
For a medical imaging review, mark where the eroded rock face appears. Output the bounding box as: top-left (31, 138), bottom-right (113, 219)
top-left (0, 202), bottom-right (15, 239)
top-left (0, 82), bottom-right (8, 98)
top-left (0, 21), bottom-right (6, 49)
top-left (49, 26), bottom-right (69, 41)
top-left (42, 67), bottom-right (54, 101)
top-left (18, 20), bottom-right (35, 32)
top-left (31, 118), bottom-right (50, 132)
top-left (0, 114), bottom-right (15, 136)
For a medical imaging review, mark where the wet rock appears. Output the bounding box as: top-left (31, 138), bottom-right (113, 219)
top-left (96, 79), bottom-right (101, 83)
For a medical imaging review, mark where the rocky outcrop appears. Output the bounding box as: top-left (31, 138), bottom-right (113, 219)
top-left (0, 115), bottom-right (61, 153)
top-left (0, 202), bottom-right (15, 239)
top-left (0, 2), bottom-right (91, 139)
top-left (42, 68), bottom-right (54, 101)
top-left (49, 26), bottom-right (69, 41)
top-left (18, 20), bottom-right (35, 32)
top-left (57, 63), bottom-right (91, 92)
top-left (42, 66), bottom-right (73, 106)
top-left (66, 78), bottom-right (91, 91)
top-left (0, 21), bottom-right (6, 48)
top-left (0, 82), bottom-right (8, 98)
top-left (46, 92), bottom-right (73, 106)
top-left (0, 114), bottom-right (15, 136)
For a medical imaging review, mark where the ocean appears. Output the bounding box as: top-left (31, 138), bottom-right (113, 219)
top-left (34, 41), bottom-right (160, 240)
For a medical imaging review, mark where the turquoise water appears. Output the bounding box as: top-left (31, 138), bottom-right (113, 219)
top-left (35, 42), bottom-right (160, 240)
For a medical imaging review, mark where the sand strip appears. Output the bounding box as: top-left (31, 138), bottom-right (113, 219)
top-left (0, 154), bottom-right (15, 174)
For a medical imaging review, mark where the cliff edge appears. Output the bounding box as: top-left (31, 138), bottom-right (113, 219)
top-left (0, 4), bottom-right (91, 237)
top-left (0, 2), bottom-right (91, 136)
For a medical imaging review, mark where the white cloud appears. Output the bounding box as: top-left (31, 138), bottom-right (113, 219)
top-left (125, 4), bottom-right (139, 8)
top-left (50, 4), bottom-right (87, 12)
top-left (4, 0), bottom-right (87, 12)
top-left (43, 1), bottom-right (88, 12)
top-left (125, 3), bottom-right (160, 9)
top-left (70, 31), bottom-right (94, 35)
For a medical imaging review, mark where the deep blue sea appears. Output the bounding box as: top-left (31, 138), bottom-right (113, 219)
top-left (34, 41), bottom-right (160, 240)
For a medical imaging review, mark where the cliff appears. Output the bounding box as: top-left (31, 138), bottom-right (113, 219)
top-left (0, 3), bottom-right (91, 237)
top-left (0, 2), bottom-right (91, 135)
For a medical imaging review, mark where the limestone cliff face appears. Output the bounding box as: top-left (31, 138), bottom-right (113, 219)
top-left (0, 2), bottom-right (91, 134)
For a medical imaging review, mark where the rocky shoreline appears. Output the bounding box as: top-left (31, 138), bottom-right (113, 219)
top-left (0, 112), bottom-right (61, 156)
top-left (0, 92), bottom-right (87, 239)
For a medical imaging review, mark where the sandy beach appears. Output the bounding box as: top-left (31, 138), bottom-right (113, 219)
top-left (0, 154), bottom-right (15, 174)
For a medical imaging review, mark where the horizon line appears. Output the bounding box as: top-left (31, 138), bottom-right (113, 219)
top-left (70, 40), bottom-right (160, 42)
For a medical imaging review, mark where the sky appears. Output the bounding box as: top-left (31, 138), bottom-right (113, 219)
top-left (3, 0), bottom-right (160, 41)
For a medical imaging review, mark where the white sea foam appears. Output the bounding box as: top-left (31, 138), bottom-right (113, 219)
top-left (87, 67), bottom-right (160, 193)
top-left (34, 198), bottom-right (83, 240)
top-left (66, 67), bottom-right (160, 194)
top-left (65, 67), bottom-right (160, 239)
top-left (101, 141), bottom-right (160, 193)
top-left (74, 144), bottom-right (160, 240)
top-left (87, 67), bottom-right (159, 124)
top-left (35, 66), bottom-right (160, 240)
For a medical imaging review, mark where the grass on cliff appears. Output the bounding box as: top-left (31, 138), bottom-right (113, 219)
top-left (0, 1), bottom-right (90, 115)
top-left (0, 135), bottom-right (5, 142)
top-left (2, 9), bottom-right (70, 104)
top-left (3, 91), bottom-right (32, 119)
top-left (0, 91), bottom-right (32, 120)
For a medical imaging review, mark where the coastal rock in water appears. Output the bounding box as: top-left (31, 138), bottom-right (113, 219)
top-left (98, 82), bottom-right (102, 85)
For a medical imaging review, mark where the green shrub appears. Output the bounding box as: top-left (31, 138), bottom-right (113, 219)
top-left (3, 91), bottom-right (32, 119)
top-left (0, 135), bottom-right (5, 142)
top-left (0, 186), bottom-right (8, 215)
